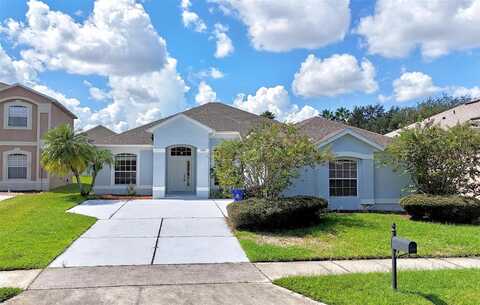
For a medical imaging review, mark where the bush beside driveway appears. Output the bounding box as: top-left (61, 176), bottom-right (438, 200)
top-left (236, 212), bottom-right (480, 262)
top-left (0, 184), bottom-right (95, 270)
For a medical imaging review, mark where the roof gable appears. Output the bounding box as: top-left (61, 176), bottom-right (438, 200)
top-left (146, 113), bottom-right (214, 133)
top-left (0, 83), bottom-right (77, 119)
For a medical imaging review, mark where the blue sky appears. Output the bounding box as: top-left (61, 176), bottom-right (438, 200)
top-left (0, 0), bottom-right (479, 131)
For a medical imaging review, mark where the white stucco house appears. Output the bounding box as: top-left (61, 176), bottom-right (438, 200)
top-left (89, 102), bottom-right (410, 211)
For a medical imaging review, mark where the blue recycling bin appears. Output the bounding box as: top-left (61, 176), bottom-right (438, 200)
top-left (232, 189), bottom-right (245, 202)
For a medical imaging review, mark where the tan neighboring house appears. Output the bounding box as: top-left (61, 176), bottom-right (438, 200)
top-left (386, 98), bottom-right (480, 137)
top-left (0, 82), bottom-right (77, 191)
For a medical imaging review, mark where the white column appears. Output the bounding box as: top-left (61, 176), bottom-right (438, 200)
top-left (196, 148), bottom-right (210, 198)
top-left (153, 148), bottom-right (166, 198)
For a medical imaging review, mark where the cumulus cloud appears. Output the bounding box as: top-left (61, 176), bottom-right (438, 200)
top-left (393, 72), bottom-right (441, 102)
top-left (452, 86), bottom-right (480, 99)
top-left (233, 85), bottom-right (319, 123)
top-left (212, 23), bottom-right (234, 58)
top-left (356, 0), bottom-right (480, 59)
top-left (292, 54), bottom-right (378, 98)
top-left (195, 81), bottom-right (218, 105)
top-left (197, 67), bottom-right (224, 79)
top-left (83, 80), bottom-right (110, 101)
top-left (3, 0), bottom-right (188, 131)
top-left (181, 0), bottom-right (207, 32)
top-left (212, 0), bottom-right (350, 52)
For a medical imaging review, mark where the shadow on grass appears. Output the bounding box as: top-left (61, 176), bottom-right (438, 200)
top-left (244, 213), bottom-right (375, 237)
top-left (404, 291), bottom-right (448, 305)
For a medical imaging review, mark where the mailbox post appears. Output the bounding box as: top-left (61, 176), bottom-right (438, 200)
top-left (391, 223), bottom-right (417, 290)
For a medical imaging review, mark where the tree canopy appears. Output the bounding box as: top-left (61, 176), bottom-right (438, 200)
top-left (213, 123), bottom-right (331, 199)
top-left (379, 122), bottom-right (480, 196)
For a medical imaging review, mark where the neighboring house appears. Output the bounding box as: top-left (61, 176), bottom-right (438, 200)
top-left (386, 98), bottom-right (480, 137)
top-left (0, 82), bottom-right (77, 191)
top-left (81, 125), bottom-right (117, 144)
top-left (93, 102), bottom-right (410, 211)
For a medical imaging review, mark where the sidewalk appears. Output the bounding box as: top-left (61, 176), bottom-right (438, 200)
top-left (254, 257), bottom-right (480, 280)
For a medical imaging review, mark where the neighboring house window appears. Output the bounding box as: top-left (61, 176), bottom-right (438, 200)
top-left (7, 153), bottom-right (28, 179)
top-left (114, 153), bottom-right (137, 185)
top-left (329, 159), bottom-right (357, 197)
top-left (8, 105), bottom-right (28, 128)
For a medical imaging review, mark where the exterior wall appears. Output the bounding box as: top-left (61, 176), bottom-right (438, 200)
top-left (93, 146), bottom-right (153, 196)
top-left (286, 133), bottom-right (410, 211)
top-left (152, 115), bottom-right (211, 198)
top-left (0, 87), bottom-right (75, 191)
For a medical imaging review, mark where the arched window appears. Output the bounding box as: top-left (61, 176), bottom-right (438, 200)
top-left (8, 153), bottom-right (28, 179)
top-left (114, 153), bottom-right (137, 185)
top-left (329, 159), bottom-right (358, 197)
top-left (170, 146), bottom-right (192, 156)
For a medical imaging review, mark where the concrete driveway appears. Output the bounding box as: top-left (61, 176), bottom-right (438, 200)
top-left (51, 199), bottom-right (248, 267)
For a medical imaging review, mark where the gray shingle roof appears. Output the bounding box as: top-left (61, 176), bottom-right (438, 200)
top-left (95, 102), bottom-right (271, 145)
top-left (296, 116), bottom-right (392, 148)
top-left (81, 125), bottom-right (117, 144)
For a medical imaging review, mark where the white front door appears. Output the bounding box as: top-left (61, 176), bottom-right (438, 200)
top-left (167, 146), bottom-right (195, 193)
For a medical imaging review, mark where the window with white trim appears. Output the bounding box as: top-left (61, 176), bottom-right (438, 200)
top-left (7, 153), bottom-right (28, 179)
top-left (329, 159), bottom-right (357, 197)
top-left (8, 105), bottom-right (28, 128)
top-left (114, 153), bottom-right (137, 185)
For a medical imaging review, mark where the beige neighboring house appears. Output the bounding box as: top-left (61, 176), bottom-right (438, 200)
top-left (0, 82), bottom-right (77, 191)
top-left (386, 98), bottom-right (480, 137)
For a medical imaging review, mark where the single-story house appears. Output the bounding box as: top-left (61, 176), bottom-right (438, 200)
top-left (93, 102), bottom-right (410, 210)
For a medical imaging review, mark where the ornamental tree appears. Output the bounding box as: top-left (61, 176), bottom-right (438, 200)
top-left (379, 122), bottom-right (480, 196)
top-left (213, 123), bottom-right (331, 199)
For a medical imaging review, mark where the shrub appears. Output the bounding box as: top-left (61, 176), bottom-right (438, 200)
top-left (227, 196), bottom-right (328, 230)
top-left (400, 194), bottom-right (480, 223)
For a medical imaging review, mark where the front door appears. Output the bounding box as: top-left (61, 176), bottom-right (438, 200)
top-left (167, 146), bottom-right (195, 193)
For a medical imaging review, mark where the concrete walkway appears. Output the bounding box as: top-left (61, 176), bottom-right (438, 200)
top-left (51, 199), bottom-right (247, 267)
top-left (255, 257), bottom-right (480, 280)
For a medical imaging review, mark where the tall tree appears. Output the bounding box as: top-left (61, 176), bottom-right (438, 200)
top-left (334, 107), bottom-right (351, 123)
top-left (41, 124), bottom-right (93, 196)
top-left (321, 109), bottom-right (335, 120)
top-left (260, 110), bottom-right (276, 120)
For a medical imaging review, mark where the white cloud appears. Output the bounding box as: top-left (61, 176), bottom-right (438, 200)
top-left (452, 86), bottom-right (480, 98)
top-left (356, 0), bottom-right (480, 59)
top-left (393, 72), bottom-right (441, 102)
top-left (213, 23), bottom-right (234, 58)
top-left (197, 67), bottom-right (224, 79)
top-left (212, 0), bottom-right (350, 52)
top-left (181, 0), bottom-right (207, 32)
top-left (195, 81), bottom-right (218, 105)
top-left (3, 0), bottom-right (188, 131)
top-left (233, 85), bottom-right (318, 123)
top-left (83, 80), bottom-right (110, 101)
top-left (292, 54), bottom-right (378, 98)
top-left (0, 43), bottom-right (37, 84)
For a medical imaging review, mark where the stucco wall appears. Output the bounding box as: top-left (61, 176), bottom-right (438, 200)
top-left (286, 133), bottom-right (410, 211)
top-left (93, 147), bottom-right (153, 195)
top-left (152, 116), bottom-right (211, 198)
top-left (51, 103), bottom-right (74, 128)
top-left (0, 99), bottom-right (38, 142)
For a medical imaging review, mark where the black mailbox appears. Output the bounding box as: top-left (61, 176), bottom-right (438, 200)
top-left (392, 237), bottom-right (417, 254)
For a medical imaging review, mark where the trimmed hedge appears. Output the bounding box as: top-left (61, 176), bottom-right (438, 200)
top-left (227, 196), bottom-right (328, 230)
top-left (400, 194), bottom-right (480, 223)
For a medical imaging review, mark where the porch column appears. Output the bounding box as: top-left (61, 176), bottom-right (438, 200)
top-left (153, 148), bottom-right (166, 198)
top-left (196, 148), bottom-right (210, 198)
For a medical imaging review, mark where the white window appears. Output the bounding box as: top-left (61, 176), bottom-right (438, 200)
top-left (7, 153), bottom-right (28, 179)
top-left (114, 153), bottom-right (137, 185)
top-left (329, 159), bottom-right (358, 197)
top-left (8, 105), bottom-right (28, 128)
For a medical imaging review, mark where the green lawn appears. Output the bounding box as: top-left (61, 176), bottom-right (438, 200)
top-left (275, 268), bottom-right (480, 305)
top-left (0, 288), bottom-right (22, 302)
top-left (236, 213), bottom-right (480, 262)
top-left (0, 184), bottom-right (96, 270)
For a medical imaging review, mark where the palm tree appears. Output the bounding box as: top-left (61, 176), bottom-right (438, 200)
top-left (335, 107), bottom-right (351, 123)
top-left (321, 109), bottom-right (335, 120)
top-left (41, 124), bottom-right (93, 196)
top-left (87, 148), bottom-right (113, 195)
top-left (260, 110), bottom-right (276, 120)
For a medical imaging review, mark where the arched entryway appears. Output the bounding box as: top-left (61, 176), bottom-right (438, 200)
top-left (166, 145), bottom-right (196, 195)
